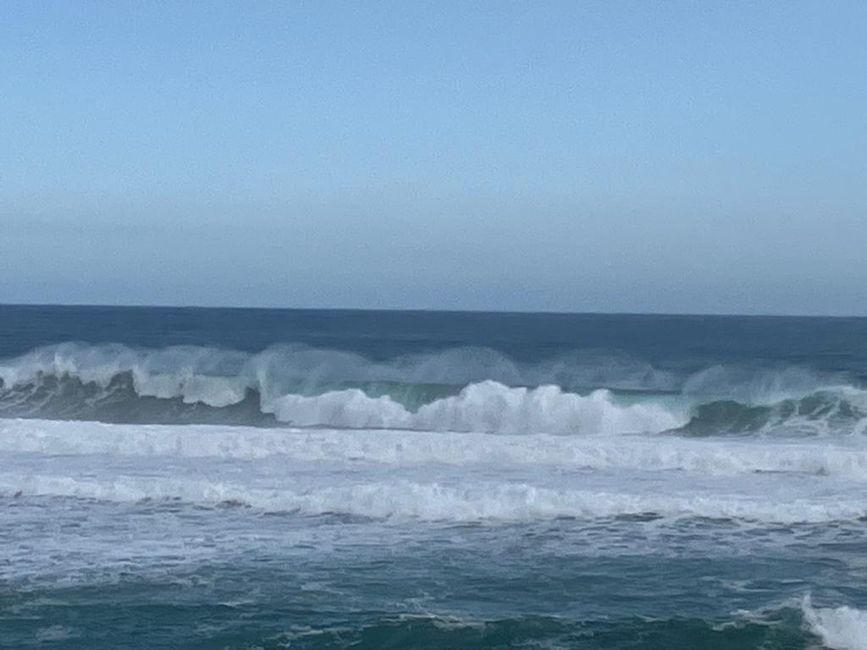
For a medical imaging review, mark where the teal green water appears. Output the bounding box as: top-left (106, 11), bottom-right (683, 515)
top-left (3, 508), bottom-right (853, 648)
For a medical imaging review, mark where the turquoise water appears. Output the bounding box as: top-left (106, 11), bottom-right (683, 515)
top-left (3, 306), bottom-right (867, 648)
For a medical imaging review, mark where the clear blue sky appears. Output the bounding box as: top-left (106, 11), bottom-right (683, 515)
top-left (2, 1), bottom-right (865, 314)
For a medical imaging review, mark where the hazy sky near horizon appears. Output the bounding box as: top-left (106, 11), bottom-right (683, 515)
top-left (2, 1), bottom-right (866, 314)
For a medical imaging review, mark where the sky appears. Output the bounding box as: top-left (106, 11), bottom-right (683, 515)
top-left (2, 1), bottom-right (866, 314)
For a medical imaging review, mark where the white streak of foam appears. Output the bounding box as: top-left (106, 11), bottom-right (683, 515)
top-left (1, 473), bottom-right (865, 524)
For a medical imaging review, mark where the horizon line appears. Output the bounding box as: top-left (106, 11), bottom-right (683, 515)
top-left (2, 301), bottom-right (865, 320)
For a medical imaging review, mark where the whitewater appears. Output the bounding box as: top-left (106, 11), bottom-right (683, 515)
top-left (4, 306), bottom-right (867, 649)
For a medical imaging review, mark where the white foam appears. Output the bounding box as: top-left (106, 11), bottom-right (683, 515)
top-left (3, 472), bottom-right (865, 524)
top-left (6, 419), bottom-right (867, 480)
top-left (803, 596), bottom-right (867, 650)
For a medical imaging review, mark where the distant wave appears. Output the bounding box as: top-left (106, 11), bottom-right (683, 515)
top-left (1, 342), bottom-right (864, 435)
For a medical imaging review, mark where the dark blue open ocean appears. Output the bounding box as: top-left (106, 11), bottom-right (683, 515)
top-left (3, 305), bottom-right (867, 649)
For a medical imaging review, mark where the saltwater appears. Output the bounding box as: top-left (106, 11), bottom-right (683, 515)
top-left (2, 305), bottom-right (867, 649)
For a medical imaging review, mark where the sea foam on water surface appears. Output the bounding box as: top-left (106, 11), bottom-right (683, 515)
top-left (2, 422), bottom-right (867, 524)
top-left (5, 418), bottom-right (867, 480)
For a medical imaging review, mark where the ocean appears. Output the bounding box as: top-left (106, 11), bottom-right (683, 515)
top-left (2, 305), bottom-right (867, 649)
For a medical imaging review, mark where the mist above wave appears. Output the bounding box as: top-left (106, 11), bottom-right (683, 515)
top-left (0, 342), bottom-right (681, 400)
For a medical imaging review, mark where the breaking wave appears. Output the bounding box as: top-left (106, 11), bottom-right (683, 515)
top-left (1, 343), bottom-right (865, 435)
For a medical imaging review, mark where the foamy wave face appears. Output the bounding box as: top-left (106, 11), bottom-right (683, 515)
top-left (265, 381), bottom-right (684, 434)
top-left (802, 596), bottom-right (867, 650)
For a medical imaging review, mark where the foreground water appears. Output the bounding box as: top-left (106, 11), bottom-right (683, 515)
top-left (2, 306), bottom-right (867, 649)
